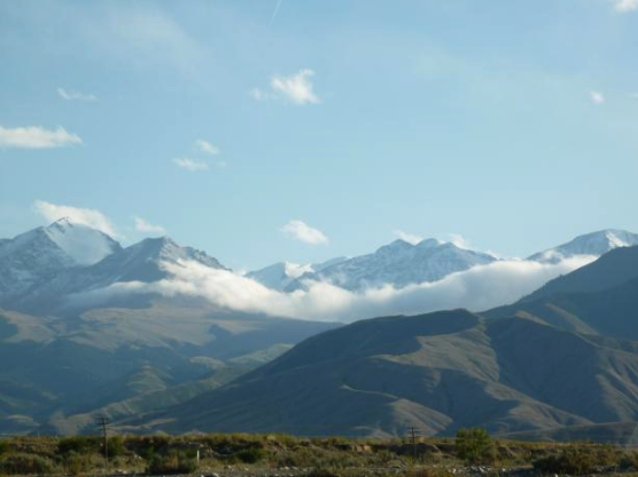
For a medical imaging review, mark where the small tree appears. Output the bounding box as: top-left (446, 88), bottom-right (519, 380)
top-left (455, 428), bottom-right (496, 465)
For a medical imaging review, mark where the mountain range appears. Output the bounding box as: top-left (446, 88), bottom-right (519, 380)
top-left (1, 219), bottom-right (638, 439)
top-left (141, 245), bottom-right (638, 440)
top-left (248, 229), bottom-right (638, 292)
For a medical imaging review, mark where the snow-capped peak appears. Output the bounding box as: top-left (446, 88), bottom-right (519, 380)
top-left (528, 229), bottom-right (638, 264)
top-left (43, 219), bottom-right (121, 266)
top-left (606, 230), bottom-right (630, 248)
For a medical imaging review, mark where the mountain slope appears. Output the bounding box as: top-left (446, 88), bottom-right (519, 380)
top-left (523, 245), bottom-right (638, 302)
top-left (0, 304), bottom-right (339, 435)
top-left (146, 309), bottom-right (638, 437)
top-left (486, 245), bottom-right (638, 340)
top-left (286, 239), bottom-right (497, 292)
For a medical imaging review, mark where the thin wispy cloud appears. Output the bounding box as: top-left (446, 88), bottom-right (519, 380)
top-left (195, 139), bottom-right (220, 156)
top-left (614, 0), bottom-right (638, 12)
top-left (57, 88), bottom-right (97, 102)
top-left (34, 200), bottom-right (118, 237)
top-left (134, 216), bottom-right (166, 235)
top-left (102, 7), bottom-right (205, 75)
top-left (252, 69), bottom-right (321, 105)
top-left (250, 88), bottom-right (271, 102)
top-left (0, 125), bottom-right (82, 149)
top-left (590, 91), bottom-right (606, 105)
top-left (393, 230), bottom-right (423, 245)
top-left (282, 220), bottom-right (328, 245)
top-left (172, 157), bottom-right (209, 172)
top-left (270, 0), bottom-right (284, 25)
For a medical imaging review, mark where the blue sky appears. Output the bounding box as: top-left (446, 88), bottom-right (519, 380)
top-left (1, 0), bottom-right (637, 270)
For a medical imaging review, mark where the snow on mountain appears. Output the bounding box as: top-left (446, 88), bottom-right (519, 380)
top-left (41, 217), bottom-right (121, 265)
top-left (528, 229), bottom-right (638, 264)
top-left (285, 238), bottom-right (498, 292)
top-left (10, 236), bottom-right (229, 311)
top-left (0, 219), bottom-right (121, 301)
top-left (0, 220), bottom-right (229, 312)
top-left (247, 257), bottom-right (347, 291)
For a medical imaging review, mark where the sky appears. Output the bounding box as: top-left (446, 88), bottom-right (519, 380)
top-left (1, 0), bottom-right (638, 271)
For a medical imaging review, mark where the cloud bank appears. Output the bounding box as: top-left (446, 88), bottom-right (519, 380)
top-left (79, 255), bottom-right (594, 323)
top-left (34, 200), bottom-right (118, 237)
top-left (0, 125), bottom-right (82, 149)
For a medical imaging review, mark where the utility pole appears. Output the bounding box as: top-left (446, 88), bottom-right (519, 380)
top-left (95, 415), bottom-right (110, 470)
top-left (407, 426), bottom-right (420, 462)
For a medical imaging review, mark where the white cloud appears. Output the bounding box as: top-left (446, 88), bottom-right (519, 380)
top-left (33, 200), bottom-right (117, 237)
top-left (282, 220), bottom-right (328, 245)
top-left (448, 233), bottom-right (473, 250)
top-left (75, 255), bottom-right (594, 323)
top-left (0, 125), bottom-right (82, 149)
top-left (590, 91), bottom-right (606, 105)
top-left (393, 230), bottom-right (423, 245)
top-left (57, 88), bottom-right (97, 102)
top-left (134, 216), bottom-right (166, 235)
top-left (195, 139), bottom-right (220, 156)
top-left (614, 0), bottom-right (638, 12)
top-left (285, 262), bottom-right (314, 279)
top-left (271, 69), bottom-right (320, 105)
top-left (172, 157), bottom-right (209, 172)
top-left (252, 69), bottom-right (321, 105)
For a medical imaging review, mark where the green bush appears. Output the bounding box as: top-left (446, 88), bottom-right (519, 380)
top-left (146, 450), bottom-right (197, 475)
top-left (235, 446), bottom-right (265, 463)
top-left (61, 450), bottom-right (102, 475)
top-left (57, 436), bottom-right (101, 455)
top-left (533, 445), bottom-right (620, 475)
top-left (0, 452), bottom-right (57, 475)
top-left (455, 428), bottom-right (496, 465)
top-left (108, 435), bottom-right (127, 457)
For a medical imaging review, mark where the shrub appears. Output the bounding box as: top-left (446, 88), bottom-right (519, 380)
top-left (57, 436), bottom-right (100, 455)
top-left (61, 450), bottom-right (102, 475)
top-left (108, 435), bottom-right (127, 457)
top-left (0, 452), bottom-right (57, 475)
top-left (455, 428), bottom-right (496, 465)
top-left (146, 450), bottom-right (197, 475)
top-left (235, 446), bottom-right (265, 463)
top-left (533, 445), bottom-right (620, 475)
